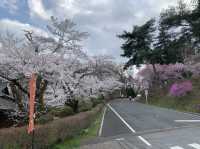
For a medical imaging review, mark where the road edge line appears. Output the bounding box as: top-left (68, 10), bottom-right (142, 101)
top-left (98, 107), bottom-right (107, 136)
top-left (174, 120), bottom-right (200, 123)
top-left (107, 103), bottom-right (152, 147)
top-left (107, 103), bottom-right (136, 133)
top-left (138, 136), bottom-right (152, 146)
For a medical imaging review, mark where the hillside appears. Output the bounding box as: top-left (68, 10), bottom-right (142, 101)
top-left (140, 77), bottom-right (200, 113)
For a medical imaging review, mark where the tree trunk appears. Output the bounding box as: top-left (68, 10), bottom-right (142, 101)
top-left (152, 64), bottom-right (159, 84)
top-left (0, 74), bottom-right (29, 96)
top-left (10, 82), bottom-right (24, 111)
top-left (38, 79), bottom-right (47, 111)
top-left (152, 64), bottom-right (157, 76)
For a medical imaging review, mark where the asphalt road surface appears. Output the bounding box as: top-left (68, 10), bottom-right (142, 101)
top-left (81, 99), bottom-right (200, 149)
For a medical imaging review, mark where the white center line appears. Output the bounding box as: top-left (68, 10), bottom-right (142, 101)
top-left (98, 107), bottom-right (107, 136)
top-left (188, 143), bottom-right (200, 149)
top-left (107, 104), bottom-right (152, 147)
top-left (175, 120), bottom-right (200, 123)
top-left (170, 146), bottom-right (184, 149)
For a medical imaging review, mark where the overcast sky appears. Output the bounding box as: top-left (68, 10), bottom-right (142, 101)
top-left (0, 0), bottom-right (190, 62)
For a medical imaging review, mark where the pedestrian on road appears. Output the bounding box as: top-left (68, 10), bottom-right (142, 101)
top-left (129, 96), bottom-right (132, 101)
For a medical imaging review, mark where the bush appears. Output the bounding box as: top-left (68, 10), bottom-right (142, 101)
top-left (78, 100), bottom-right (93, 112)
top-left (90, 96), bottom-right (103, 107)
top-left (50, 106), bottom-right (74, 118)
top-left (0, 104), bottom-right (103, 149)
top-left (36, 113), bottom-right (54, 124)
top-left (181, 71), bottom-right (193, 79)
top-left (65, 99), bottom-right (79, 113)
top-left (91, 98), bottom-right (103, 107)
top-left (169, 81), bottom-right (193, 97)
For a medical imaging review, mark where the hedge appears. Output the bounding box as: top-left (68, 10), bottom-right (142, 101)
top-left (49, 106), bottom-right (74, 118)
top-left (0, 104), bottom-right (103, 149)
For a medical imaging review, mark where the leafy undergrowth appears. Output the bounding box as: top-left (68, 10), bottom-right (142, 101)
top-left (140, 77), bottom-right (200, 113)
top-left (52, 108), bottom-right (103, 149)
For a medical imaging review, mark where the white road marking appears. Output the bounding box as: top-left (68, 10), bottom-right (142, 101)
top-left (188, 143), bottom-right (200, 149)
top-left (107, 104), bottom-right (136, 133)
top-left (138, 136), bottom-right (152, 146)
top-left (98, 107), bottom-right (107, 136)
top-left (174, 120), bottom-right (200, 123)
top-left (170, 146), bottom-right (184, 149)
top-left (115, 138), bottom-right (125, 141)
top-left (107, 104), bottom-right (152, 146)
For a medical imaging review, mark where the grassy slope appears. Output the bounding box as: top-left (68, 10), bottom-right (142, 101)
top-left (140, 77), bottom-right (200, 113)
top-left (52, 108), bottom-right (104, 149)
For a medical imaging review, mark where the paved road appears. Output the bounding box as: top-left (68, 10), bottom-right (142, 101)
top-left (81, 99), bottom-right (200, 149)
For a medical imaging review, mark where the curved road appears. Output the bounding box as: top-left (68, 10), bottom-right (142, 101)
top-left (82, 99), bottom-right (200, 149)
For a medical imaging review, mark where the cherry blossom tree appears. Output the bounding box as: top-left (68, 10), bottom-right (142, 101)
top-left (0, 17), bottom-right (89, 115)
top-left (0, 17), bottom-right (124, 118)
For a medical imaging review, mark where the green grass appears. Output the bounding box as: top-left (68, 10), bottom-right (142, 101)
top-left (147, 94), bottom-right (199, 113)
top-left (52, 108), bottom-right (104, 149)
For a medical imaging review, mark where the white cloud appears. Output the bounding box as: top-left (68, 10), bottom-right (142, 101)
top-left (54, 0), bottom-right (80, 17)
top-left (27, 0), bottom-right (111, 20)
top-left (28, 0), bottom-right (51, 20)
top-left (8, 0), bottom-right (191, 61)
top-left (0, 19), bottom-right (48, 37)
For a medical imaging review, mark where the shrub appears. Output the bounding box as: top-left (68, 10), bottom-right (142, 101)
top-left (169, 81), bottom-right (192, 97)
top-left (50, 106), bottom-right (74, 118)
top-left (36, 113), bottom-right (54, 124)
top-left (0, 104), bottom-right (103, 149)
top-left (78, 100), bottom-right (93, 112)
top-left (181, 71), bottom-right (193, 79)
top-left (90, 96), bottom-right (103, 107)
top-left (65, 99), bottom-right (79, 113)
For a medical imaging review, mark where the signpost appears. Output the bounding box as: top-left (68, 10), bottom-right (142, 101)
top-left (145, 89), bottom-right (148, 104)
top-left (142, 80), bottom-right (149, 104)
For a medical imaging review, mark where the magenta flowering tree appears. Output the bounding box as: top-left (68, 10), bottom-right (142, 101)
top-left (169, 81), bottom-right (193, 97)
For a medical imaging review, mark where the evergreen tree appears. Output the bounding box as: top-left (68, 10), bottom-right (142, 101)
top-left (160, 0), bottom-right (200, 53)
top-left (119, 0), bottom-right (200, 78)
top-left (190, 0), bottom-right (200, 48)
top-left (118, 18), bottom-right (184, 76)
top-left (118, 19), bottom-right (157, 69)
